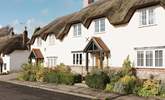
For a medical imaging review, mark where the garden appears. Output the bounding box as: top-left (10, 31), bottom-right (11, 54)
top-left (18, 56), bottom-right (165, 98)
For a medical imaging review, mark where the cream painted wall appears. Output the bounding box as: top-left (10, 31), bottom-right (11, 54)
top-left (31, 5), bottom-right (165, 68)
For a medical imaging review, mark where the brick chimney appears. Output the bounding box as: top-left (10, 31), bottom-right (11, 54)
top-left (23, 26), bottom-right (28, 47)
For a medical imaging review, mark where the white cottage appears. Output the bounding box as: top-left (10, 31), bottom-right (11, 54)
top-left (29, 0), bottom-right (165, 79)
top-left (0, 27), bottom-right (30, 74)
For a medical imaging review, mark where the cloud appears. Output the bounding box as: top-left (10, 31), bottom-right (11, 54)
top-left (41, 8), bottom-right (49, 16)
top-left (11, 18), bottom-right (46, 37)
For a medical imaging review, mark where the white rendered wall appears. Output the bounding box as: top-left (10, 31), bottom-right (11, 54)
top-left (31, 5), bottom-right (165, 68)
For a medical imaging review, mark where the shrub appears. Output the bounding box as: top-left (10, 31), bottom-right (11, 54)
top-left (85, 69), bottom-right (110, 89)
top-left (160, 83), bottom-right (165, 98)
top-left (105, 83), bottom-right (114, 92)
top-left (74, 74), bottom-right (82, 83)
top-left (113, 75), bottom-right (137, 94)
top-left (44, 71), bottom-right (75, 85)
top-left (138, 79), bottom-right (160, 97)
top-left (18, 63), bottom-right (45, 82)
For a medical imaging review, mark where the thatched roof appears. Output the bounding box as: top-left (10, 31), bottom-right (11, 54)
top-left (0, 26), bottom-right (13, 37)
top-left (29, 0), bottom-right (165, 43)
top-left (0, 33), bottom-right (29, 55)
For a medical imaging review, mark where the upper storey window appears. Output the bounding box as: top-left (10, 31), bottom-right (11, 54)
top-left (48, 34), bottom-right (55, 46)
top-left (139, 7), bottom-right (156, 26)
top-left (94, 18), bottom-right (105, 33)
top-left (36, 37), bottom-right (42, 47)
top-left (73, 23), bottom-right (81, 37)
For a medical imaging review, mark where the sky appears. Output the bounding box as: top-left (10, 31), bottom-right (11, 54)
top-left (0, 0), bottom-right (82, 37)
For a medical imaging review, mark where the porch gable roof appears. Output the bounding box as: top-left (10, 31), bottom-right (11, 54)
top-left (83, 37), bottom-right (110, 53)
top-left (29, 49), bottom-right (44, 59)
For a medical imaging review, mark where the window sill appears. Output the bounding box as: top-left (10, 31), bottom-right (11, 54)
top-left (94, 31), bottom-right (106, 34)
top-left (138, 24), bottom-right (157, 28)
top-left (72, 35), bottom-right (82, 38)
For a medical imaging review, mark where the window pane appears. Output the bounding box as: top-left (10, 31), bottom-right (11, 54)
top-left (137, 51), bottom-right (144, 66)
top-left (78, 24), bottom-right (81, 36)
top-left (142, 10), bottom-right (147, 25)
top-left (146, 51), bottom-right (153, 66)
top-left (155, 50), bottom-right (163, 66)
top-left (100, 18), bottom-right (105, 32)
top-left (73, 54), bottom-right (75, 64)
top-left (73, 25), bottom-right (77, 36)
top-left (76, 54), bottom-right (79, 64)
top-left (95, 20), bottom-right (99, 32)
top-left (80, 54), bottom-right (82, 65)
top-left (149, 8), bottom-right (154, 24)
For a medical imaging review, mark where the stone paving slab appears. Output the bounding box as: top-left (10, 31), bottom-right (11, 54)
top-left (0, 73), bottom-right (164, 100)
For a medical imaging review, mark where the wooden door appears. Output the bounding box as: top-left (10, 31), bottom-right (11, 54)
top-left (95, 54), bottom-right (100, 68)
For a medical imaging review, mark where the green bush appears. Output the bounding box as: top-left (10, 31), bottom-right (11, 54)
top-left (85, 70), bottom-right (110, 89)
top-left (74, 74), bottom-right (82, 83)
top-left (44, 72), bottom-right (75, 85)
top-left (138, 79), bottom-right (160, 97)
top-left (105, 83), bottom-right (114, 92)
top-left (18, 63), bottom-right (46, 82)
top-left (160, 83), bottom-right (165, 98)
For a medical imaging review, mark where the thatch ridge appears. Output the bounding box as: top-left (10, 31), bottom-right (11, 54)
top-left (29, 0), bottom-right (165, 43)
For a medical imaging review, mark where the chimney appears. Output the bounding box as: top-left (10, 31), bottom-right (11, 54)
top-left (83, 0), bottom-right (98, 8)
top-left (23, 26), bottom-right (28, 47)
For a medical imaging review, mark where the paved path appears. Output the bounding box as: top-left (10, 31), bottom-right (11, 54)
top-left (0, 81), bottom-right (89, 100)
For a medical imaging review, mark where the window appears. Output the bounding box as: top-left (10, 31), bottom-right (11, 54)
top-left (47, 57), bottom-right (57, 67)
top-left (94, 18), bottom-right (105, 33)
top-left (155, 50), bottom-right (163, 66)
top-left (137, 51), bottom-right (144, 66)
top-left (146, 51), bottom-right (153, 66)
top-left (48, 34), bottom-right (55, 45)
top-left (36, 37), bottom-right (42, 46)
top-left (73, 53), bottom-right (83, 65)
top-left (139, 8), bottom-right (155, 26)
top-left (73, 23), bottom-right (81, 37)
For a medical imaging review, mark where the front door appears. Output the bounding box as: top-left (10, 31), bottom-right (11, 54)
top-left (95, 53), bottom-right (100, 68)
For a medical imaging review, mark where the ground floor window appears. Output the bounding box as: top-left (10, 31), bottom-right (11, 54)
top-left (146, 51), bottom-right (153, 66)
top-left (155, 50), bottom-right (163, 67)
top-left (73, 53), bottom-right (82, 65)
top-left (137, 51), bottom-right (144, 66)
top-left (136, 48), bottom-right (163, 67)
top-left (47, 57), bottom-right (57, 67)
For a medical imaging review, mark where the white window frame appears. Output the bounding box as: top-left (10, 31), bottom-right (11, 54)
top-left (155, 50), bottom-right (163, 67)
top-left (36, 37), bottom-right (42, 47)
top-left (145, 51), bottom-right (153, 67)
top-left (48, 34), bottom-right (55, 46)
top-left (73, 23), bottom-right (81, 37)
top-left (137, 51), bottom-right (144, 66)
top-left (136, 48), bottom-right (164, 68)
top-left (94, 18), bottom-right (105, 33)
top-left (139, 7), bottom-right (156, 26)
top-left (47, 56), bottom-right (57, 68)
top-left (73, 53), bottom-right (83, 65)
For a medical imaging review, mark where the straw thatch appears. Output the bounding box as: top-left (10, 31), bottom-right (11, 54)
top-left (0, 26), bottom-right (13, 37)
top-left (0, 27), bottom-right (29, 55)
top-left (29, 0), bottom-right (165, 43)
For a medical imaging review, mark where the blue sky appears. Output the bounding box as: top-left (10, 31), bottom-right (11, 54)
top-left (0, 0), bottom-right (82, 36)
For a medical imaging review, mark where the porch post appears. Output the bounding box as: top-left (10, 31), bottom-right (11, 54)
top-left (86, 53), bottom-right (89, 73)
top-left (100, 51), bottom-right (103, 69)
